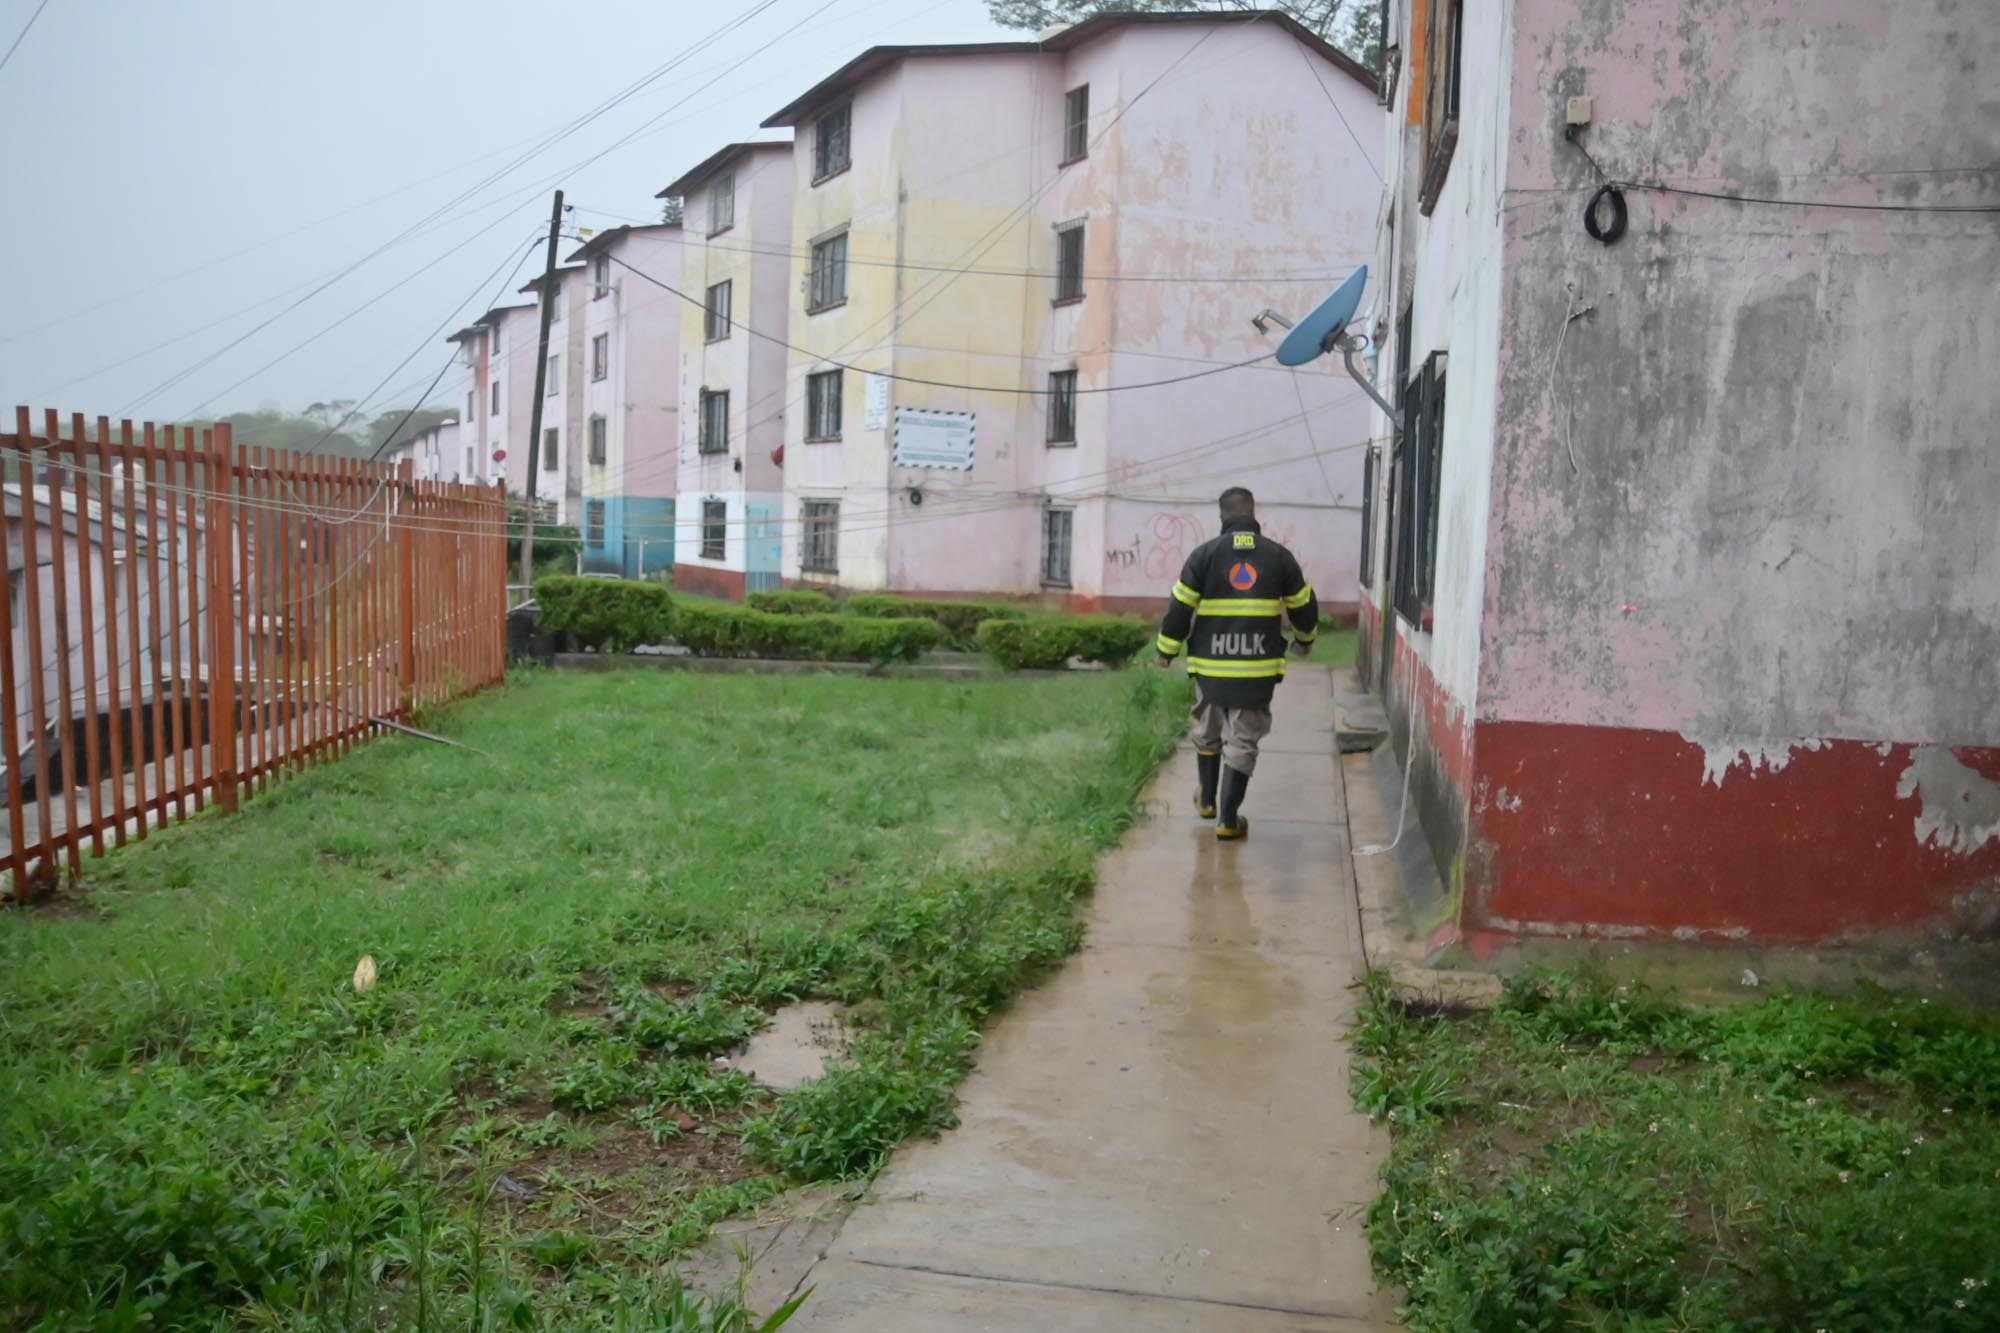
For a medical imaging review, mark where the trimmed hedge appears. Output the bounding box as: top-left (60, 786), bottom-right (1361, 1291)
top-left (533, 576), bottom-right (674, 653)
top-left (746, 589), bottom-right (838, 616)
top-left (976, 615), bottom-right (1152, 671)
top-left (844, 595), bottom-right (1030, 650)
top-left (673, 604), bottom-right (942, 665)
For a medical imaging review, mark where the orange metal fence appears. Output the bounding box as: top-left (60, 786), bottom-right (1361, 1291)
top-left (0, 408), bottom-right (508, 896)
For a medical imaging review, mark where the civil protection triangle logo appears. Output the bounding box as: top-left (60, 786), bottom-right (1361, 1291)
top-left (1228, 561), bottom-right (1258, 590)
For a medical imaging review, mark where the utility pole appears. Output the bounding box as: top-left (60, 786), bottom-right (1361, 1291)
top-left (519, 188), bottom-right (565, 590)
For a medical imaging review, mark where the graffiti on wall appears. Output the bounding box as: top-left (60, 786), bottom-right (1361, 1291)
top-left (1109, 510), bottom-right (1305, 583)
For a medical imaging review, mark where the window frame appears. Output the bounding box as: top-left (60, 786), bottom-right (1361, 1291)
top-left (588, 413), bottom-right (607, 466)
top-left (807, 229), bottom-right (849, 314)
top-left (1062, 84), bottom-right (1090, 164)
top-left (697, 388), bottom-right (730, 456)
top-left (545, 354), bottom-right (560, 397)
top-left (708, 171), bottom-right (736, 235)
top-left (592, 254), bottom-right (611, 298)
top-left (701, 498), bottom-right (727, 561)
top-left (542, 426), bottom-right (559, 473)
top-left (1053, 219), bottom-right (1085, 305)
top-left (585, 499), bottom-right (606, 547)
top-left (1041, 506), bottom-right (1074, 588)
top-left (812, 102), bottom-right (852, 183)
top-left (1418, 0), bottom-right (1464, 216)
top-left (801, 499), bottom-right (840, 574)
top-left (704, 279), bottom-right (733, 342)
top-left (805, 368), bottom-right (843, 442)
top-left (491, 380), bottom-right (501, 414)
top-left (1046, 369), bottom-right (1078, 445)
top-left (1392, 350), bottom-right (1446, 627)
top-left (591, 332), bottom-right (609, 381)
top-left (1358, 445), bottom-right (1377, 589)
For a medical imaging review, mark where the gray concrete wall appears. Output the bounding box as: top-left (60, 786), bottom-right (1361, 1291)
top-left (1483, 0), bottom-right (2000, 750)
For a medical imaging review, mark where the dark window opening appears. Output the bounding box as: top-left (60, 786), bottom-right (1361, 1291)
top-left (802, 499), bottom-right (840, 573)
top-left (1063, 85), bottom-right (1089, 162)
top-left (701, 499), bottom-right (726, 560)
top-left (1046, 370), bottom-right (1077, 444)
top-left (813, 102), bottom-right (851, 182)
top-left (698, 389), bottom-right (729, 455)
top-left (1054, 220), bottom-right (1084, 304)
top-left (806, 369), bottom-right (843, 441)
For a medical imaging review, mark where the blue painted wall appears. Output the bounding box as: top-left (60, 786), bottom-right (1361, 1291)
top-left (581, 496), bottom-right (675, 580)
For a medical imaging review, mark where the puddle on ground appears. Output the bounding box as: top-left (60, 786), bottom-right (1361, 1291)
top-left (732, 1001), bottom-right (851, 1089)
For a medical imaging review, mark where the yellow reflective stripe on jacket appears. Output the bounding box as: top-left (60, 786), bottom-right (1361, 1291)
top-left (1291, 625), bottom-right (1318, 643)
top-left (1284, 584), bottom-right (1316, 610)
top-left (1156, 633), bottom-right (1184, 657)
top-left (1172, 581), bottom-right (1202, 607)
top-left (1185, 656), bottom-right (1288, 677)
top-left (1194, 598), bottom-right (1281, 616)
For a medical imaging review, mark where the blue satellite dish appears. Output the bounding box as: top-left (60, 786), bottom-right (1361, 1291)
top-left (1276, 265), bottom-right (1368, 367)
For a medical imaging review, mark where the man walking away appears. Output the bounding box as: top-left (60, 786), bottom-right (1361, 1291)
top-left (1154, 487), bottom-right (1318, 840)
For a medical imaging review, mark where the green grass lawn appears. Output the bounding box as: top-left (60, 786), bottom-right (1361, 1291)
top-left (0, 668), bottom-right (1188, 1330)
top-left (1355, 969), bottom-right (2000, 1331)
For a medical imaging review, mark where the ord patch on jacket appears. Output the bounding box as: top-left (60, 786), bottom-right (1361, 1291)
top-left (1233, 533), bottom-right (1257, 548)
top-left (1228, 561), bottom-right (1258, 590)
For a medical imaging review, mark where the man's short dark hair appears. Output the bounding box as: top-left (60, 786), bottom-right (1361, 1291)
top-left (1218, 487), bottom-right (1255, 517)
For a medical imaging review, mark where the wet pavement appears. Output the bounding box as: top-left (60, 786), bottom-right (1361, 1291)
top-left (784, 669), bottom-right (1399, 1330)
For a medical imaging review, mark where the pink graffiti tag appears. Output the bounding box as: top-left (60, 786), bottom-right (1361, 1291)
top-left (1141, 512), bottom-right (1205, 582)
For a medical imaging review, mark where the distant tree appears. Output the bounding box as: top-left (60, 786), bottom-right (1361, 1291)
top-left (367, 406), bottom-right (455, 459)
top-left (984, 0), bottom-right (1381, 72)
top-left (660, 196), bottom-right (685, 225)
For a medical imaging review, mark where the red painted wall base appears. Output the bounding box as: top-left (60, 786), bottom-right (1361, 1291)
top-left (672, 564), bottom-right (746, 601)
top-left (1372, 622), bottom-right (2000, 949)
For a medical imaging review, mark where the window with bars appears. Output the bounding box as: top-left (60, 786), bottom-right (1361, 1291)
top-left (813, 102), bottom-right (851, 182)
top-left (701, 499), bottom-right (726, 560)
top-left (801, 499), bottom-right (840, 573)
top-left (705, 280), bottom-right (732, 341)
top-left (709, 171), bottom-right (735, 234)
top-left (1063, 85), bottom-right (1090, 162)
top-left (1393, 351), bottom-right (1446, 626)
top-left (592, 254), bottom-right (611, 298)
top-left (698, 389), bottom-right (729, 455)
top-left (588, 414), bottom-right (607, 466)
top-left (1054, 220), bottom-right (1084, 303)
top-left (1041, 507), bottom-right (1074, 587)
top-left (806, 369), bottom-right (843, 441)
top-left (1046, 369), bottom-right (1077, 444)
top-left (808, 231), bottom-right (848, 312)
top-left (542, 427), bottom-right (559, 472)
top-left (545, 354), bottom-right (560, 396)
top-left (585, 500), bottom-right (606, 546)
top-left (591, 333), bottom-right (608, 381)
top-left (1358, 446), bottom-right (1376, 588)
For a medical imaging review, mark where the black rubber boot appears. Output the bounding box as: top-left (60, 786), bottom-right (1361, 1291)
top-left (1216, 766), bottom-right (1251, 840)
top-left (1194, 751), bottom-right (1220, 819)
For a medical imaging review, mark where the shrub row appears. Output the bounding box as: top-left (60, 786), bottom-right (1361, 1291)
top-left (672, 604), bottom-right (942, 665)
top-left (975, 616), bottom-right (1152, 671)
top-left (533, 576), bottom-right (674, 653)
top-left (745, 589), bottom-right (838, 616)
top-left (844, 595), bottom-right (1030, 649)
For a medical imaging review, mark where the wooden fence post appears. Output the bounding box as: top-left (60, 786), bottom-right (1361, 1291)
top-left (397, 459), bottom-right (415, 717)
top-left (206, 424), bottom-right (238, 815)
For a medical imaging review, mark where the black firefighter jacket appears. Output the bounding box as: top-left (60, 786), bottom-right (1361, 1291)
top-left (1154, 516), bottom-right (1318, 708)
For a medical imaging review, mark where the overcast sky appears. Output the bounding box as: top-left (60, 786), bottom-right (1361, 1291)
top-left (0, 0), bottom-right (1013, 423)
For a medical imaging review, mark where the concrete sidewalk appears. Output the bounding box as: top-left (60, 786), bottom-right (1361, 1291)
top-left (768, 669), bottom-right (1399, 1329)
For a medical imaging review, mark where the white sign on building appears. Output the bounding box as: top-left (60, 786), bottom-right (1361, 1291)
top-left (891, 408), bottom-right (975, 471)
top-left (864, 373), bottom-right (889, 430)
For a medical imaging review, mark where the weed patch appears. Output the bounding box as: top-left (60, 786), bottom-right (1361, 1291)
top-left (1354, 968), bottom-right (2000, 1331)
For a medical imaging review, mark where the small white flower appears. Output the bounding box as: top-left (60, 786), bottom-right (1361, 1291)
top-left (1540, 1184), bottom-right (1552, 1196)
top-left (1945, 1107), bottom-right (1955, 1115)
top-left (1838, 1171), bottom-right (1850, 1184)
top-left (1431, 1210), bottom-right (1444, 1222)
top-left (1648, 1121), bottom-right (1660, 1133)
top-left (1903, 1147), bottom-right (1913, 1157)
top-left (1965, 1278), bottom-right (1979, 1290)
top-left (1915, 1135), bottom-right (1925, 1145)
top-left (1806, 1097), bottom-right (1818, 1108)
top-left (1958, 1300), bottom-right (1967, 1310)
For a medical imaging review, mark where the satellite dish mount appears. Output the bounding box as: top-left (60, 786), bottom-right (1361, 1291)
top-left (1257, 265), bottom-right (1402, 432)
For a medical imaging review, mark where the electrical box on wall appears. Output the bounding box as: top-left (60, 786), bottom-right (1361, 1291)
top-left (1566, 96), bottom-right (1594, 127)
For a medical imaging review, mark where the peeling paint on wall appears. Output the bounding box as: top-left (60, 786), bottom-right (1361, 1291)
top-left (1897, 747), bottom-right (2000, 854)
top-left (1680, 735), bottom-right (1827, 789)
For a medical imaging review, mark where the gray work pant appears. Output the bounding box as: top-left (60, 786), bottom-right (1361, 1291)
top-left (1191, 697), bottom-right (1273, 776)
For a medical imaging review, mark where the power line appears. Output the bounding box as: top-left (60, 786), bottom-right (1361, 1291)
top-left (0, 0), bottom-right (50, 79)
top-left (605, 245), bottom-right (1272, 395)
